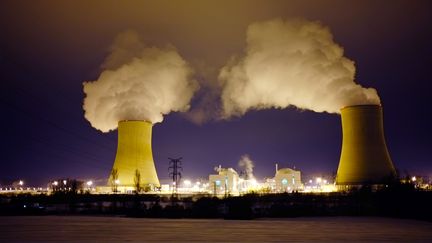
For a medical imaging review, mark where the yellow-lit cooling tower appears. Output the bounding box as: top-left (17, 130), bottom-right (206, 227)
top-left (109, 121), bottom-right (160, 187)
top-left (336, 105), bottom-right (396, 185)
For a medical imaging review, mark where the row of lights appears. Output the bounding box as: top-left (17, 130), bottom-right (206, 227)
top-left (308, 177), bottom-right (329, 184)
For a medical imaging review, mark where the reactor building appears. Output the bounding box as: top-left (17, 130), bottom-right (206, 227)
top-left (336, 105), bottom-right (396, 185)
top-left (109, 120), bottom-right (160, 191)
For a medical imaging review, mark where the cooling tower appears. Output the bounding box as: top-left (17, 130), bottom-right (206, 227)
top-left (110, 120), bottom-right (160, 187)
top-left (336, 105), bottom-right (396, 185)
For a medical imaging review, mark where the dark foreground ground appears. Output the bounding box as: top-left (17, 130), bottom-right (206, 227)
top-left (2, 185), bottom-right (432, 221)
top-left (0, 216), bottom-right (431, 242)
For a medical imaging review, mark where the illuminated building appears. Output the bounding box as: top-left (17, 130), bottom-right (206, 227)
top-left (336, 105), bottom-right (396, 185)
top-left (274, 168), bottom-right (302, 192)
top-left (109, 121), bottom-right (160, 191)
top-left (209, 167), bottom-right (239, 195)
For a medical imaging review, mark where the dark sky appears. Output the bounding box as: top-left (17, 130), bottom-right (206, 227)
top-left (1, 0), bottom-right (431, 186)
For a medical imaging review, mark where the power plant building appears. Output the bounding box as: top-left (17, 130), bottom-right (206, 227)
top-left (209, 167), bottom-right (239, 195)
top-left (274, 168), bottom-right (302, 192)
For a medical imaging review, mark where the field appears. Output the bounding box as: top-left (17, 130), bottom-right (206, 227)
top-left (1, 216), bottom-right (431, 242)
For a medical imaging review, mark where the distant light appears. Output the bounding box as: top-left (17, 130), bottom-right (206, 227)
top-left (63, 180), bottom-right (67, 185)
top-left (215, 180), bottom-right (221, 186)
top-left (53, 181), bottom-right (58, 186)
top-left (323, 180), bottom-right (328, 184)
top-left (86, 181), bottom-right (93, 186)
top-left (316, 177), bottom-right (322, 183)
top-left (309, 180), bottom-right (313, 184)
top-left (19, 180), bottom-right (24, 186)
top-left (282, 178), bottom-right (288, 185)
top-left (183, 180), bottom-right (191, 186)
top-left (412, 176), bottom-right (417, 182)
top-left (114, 179), bottom-right (120, 185)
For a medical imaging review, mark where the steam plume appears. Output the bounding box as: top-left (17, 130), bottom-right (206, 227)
top-left (238, 154), bottom-right (255, 180)
top-left (83, 30), bottom-right (198, 132)
top-left (220, 18), bottom-right (380, 117)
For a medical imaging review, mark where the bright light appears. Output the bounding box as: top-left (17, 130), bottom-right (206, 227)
top-left (53, 181), bottom-right (58, 186)
top-left (309, 180), bottom-right (313, 183)
top-left (114, 179), bottom-right (120, 185)
top-left (18, 180), bottom-right (24, 186)
top-left (323, 180), bottom-right (328, 184)
top-left (183, 180), bottom-right (191, 187)
top-left (316, 177), bottom-right (322, 183)
top-left (86, 181), bottom-right (93, 186)
top-left (412, 176), bottom-right (417, 182)
top-left (63, 180), bottom-right (67, 185)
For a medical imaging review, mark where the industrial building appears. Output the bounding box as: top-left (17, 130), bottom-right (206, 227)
top-left (209, 166), bottom-right (240, 195)
top-left (274, 168), bottom-right (302, 192)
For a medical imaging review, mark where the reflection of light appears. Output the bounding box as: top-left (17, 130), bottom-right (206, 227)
top-left (412, 176), bottom-right (417, 182)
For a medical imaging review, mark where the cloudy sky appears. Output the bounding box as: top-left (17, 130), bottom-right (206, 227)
top-left (0, 0), bottom-right (431, 185)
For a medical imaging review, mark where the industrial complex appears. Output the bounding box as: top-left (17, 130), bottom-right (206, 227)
top-left (2, 104), bottom-right (429, 195)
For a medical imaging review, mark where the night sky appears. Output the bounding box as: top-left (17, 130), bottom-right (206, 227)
top-left (1, 0), bottom-right (431, 186)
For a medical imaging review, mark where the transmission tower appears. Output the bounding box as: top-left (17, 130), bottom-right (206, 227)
top-left (168, 157), bottom-right (183, 194)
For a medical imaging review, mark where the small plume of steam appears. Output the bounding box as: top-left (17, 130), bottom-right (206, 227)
top-left (214, 165), bottom-right (222, 173)
top-left (83, 30), bottom-right (199, 132)
top-left (219, 18), bottom-right (380, 118)
top-left (238, 154), bottom-right (255, 180)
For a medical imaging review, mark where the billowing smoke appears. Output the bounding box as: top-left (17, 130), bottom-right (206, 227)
top-left (238, 154), bottom-right (255, 180)
top-left (220, 18), bottom-right (380, 118)
top-left (83, 30), bottom-right (199, 132)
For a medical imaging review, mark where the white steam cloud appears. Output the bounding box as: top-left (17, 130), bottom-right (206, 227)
top-left (220, 18), bottom-right (380, 117)
top-left (238, 154), bottom-right (255, 180)
top-left (83, 30), bottom-right (199, 132)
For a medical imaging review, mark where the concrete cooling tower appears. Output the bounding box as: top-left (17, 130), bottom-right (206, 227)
top-left (109, 120), bottom-right (160, 188)
top-left (336, 105), bottom-right (396, 185)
